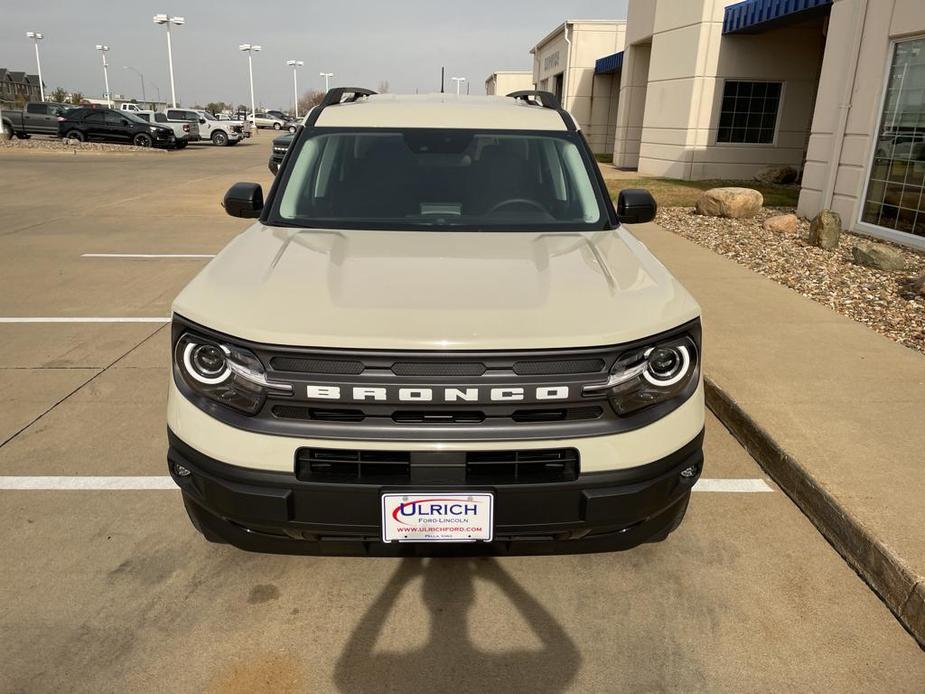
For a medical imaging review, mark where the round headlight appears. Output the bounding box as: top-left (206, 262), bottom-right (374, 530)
top-left (183, 343), bottom-right (229, 384)
top-left (644, 345), bottom-right (690, 386)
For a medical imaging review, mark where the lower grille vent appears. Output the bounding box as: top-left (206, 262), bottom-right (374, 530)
top-left (467, 448), bottom-right (579, 483)
top-left (297, 448), bottom-right (410, 482)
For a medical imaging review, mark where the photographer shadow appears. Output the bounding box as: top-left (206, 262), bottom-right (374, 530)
top-left (333, 556), bottom-right (581, 694)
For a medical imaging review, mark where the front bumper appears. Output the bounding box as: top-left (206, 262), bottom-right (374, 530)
top-left (168, 428), bottom-right (703, 556)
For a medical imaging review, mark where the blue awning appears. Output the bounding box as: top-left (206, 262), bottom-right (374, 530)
top-left (595, 51), bottom-right (624, 75)
top-left (723, 0), bottom-right (832, 34)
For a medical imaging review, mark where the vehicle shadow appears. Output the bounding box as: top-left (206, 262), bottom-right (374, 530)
top-left (333, 557), bottom-right (581, 694)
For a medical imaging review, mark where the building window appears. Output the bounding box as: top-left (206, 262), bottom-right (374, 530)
top-left (863, 37), bottom-right (925, 238)
top-left (716, 81), bottom-right (781, 144)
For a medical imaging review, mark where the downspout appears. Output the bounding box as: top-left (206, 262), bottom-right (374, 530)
top-left (822, 0), bottom-right (869, 210)
top-left (563, 22), bottom-right (572, 109)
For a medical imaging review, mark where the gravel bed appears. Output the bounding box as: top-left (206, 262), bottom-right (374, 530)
top-left (0, 137), bottom-right (168, 154)
top-left (657, 206), bottom-right (925, 354)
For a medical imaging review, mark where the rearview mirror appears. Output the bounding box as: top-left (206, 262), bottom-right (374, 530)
top-left (223, 182), bottom-right (264, 218)
top-left (617, 189), bottom-right (658, 224)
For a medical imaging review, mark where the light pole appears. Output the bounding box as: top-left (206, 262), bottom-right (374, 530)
top-left (320, 72), bottom-right (334, 92)
top-left (123, 65), bottom-right (146, 104)
top-left (153, 14), bottom-right (184, 107)
top-left (26, 32), bottom-right (45, 101)
top-left (287, 60), bottom-right (303, 118)
top-left (96, 45), bottom-right (112, 107)
top-left (451, 77), bottom-right (466, 96)
top-left (239, 44), bottom-right (261, 127)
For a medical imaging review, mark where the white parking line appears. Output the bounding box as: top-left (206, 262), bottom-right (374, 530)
top-left (693, 478), bottom-right (774, 493)
top-left (81, 253), bottom-right (216, 259)
top-left (0, 317), bottom-right (170, 323)
top-left (0, 477), bottom-right (775, 491)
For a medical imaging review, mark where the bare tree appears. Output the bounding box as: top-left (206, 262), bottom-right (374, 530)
top-left (50, 87), bottom-right (68, 103)
top-left (378, 80), bottom-right (390, 94)
top-left (69, 92), bottom-right (84, 105)
top-left (298, 89), bottom-right (326, 114)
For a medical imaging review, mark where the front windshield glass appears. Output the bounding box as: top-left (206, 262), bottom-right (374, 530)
top-left (201, 111), bottom-right (217, 121)
top-left (272, 129), bottom-right (608, 231)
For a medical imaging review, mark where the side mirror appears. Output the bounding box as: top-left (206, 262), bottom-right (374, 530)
top-left (223, 182), bottom-right (264, 218)
top-left (617, 188), bottom-right (658, 224)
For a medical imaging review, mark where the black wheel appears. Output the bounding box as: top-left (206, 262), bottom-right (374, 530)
top-left (227, 139), bottom-right (240, 146)
top-left (64, 130), bottom-right (84, 143)
top-left (175, 141), bottom-right (188, 149)
top-left (133, 132), bottom-right (153, 147)
top-left (211, 130), bottom-right (228, 146)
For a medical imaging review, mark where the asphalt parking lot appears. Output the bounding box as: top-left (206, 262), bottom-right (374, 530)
top-left (1, 137), bottom-right (923, 693)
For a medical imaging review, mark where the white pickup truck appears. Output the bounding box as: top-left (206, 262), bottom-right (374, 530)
top-left (166, 108), bottom-right (251, 146)
top-left (135, 110), bottom-right (200, 146)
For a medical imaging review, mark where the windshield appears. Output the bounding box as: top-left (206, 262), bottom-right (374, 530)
top-left (201, 111), bottom-right (217, 121)
top-left (271, 129), bottom-right (610, 231)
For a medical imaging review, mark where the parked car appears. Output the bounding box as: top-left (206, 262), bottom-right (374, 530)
top-left (167, 88), bottom-right (702, 556)
top-left (135, 110), bottom-right (200, 147)
top-left (120, 103), bottom-right (143, 113)
top-left (268, 132), bottom-right (294, 174)
top-left (57, 107), bottom-right (178, 148)
top-left (166, 108), bottom-right (249, 145)
top-left (2, 101), bottom-right (75, 138)
top-left (250, 111), bottom-right (289, 130)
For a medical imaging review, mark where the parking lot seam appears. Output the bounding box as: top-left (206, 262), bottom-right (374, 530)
top-left (704, 376), bottom-right (925, 648)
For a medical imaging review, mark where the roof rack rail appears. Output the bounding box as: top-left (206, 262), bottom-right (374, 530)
top-left (306, 87), bottom-right (377, 126)
top-left (506, 90), bottom-right (576, 131)
top-left (507, 90), bottom-right (560, 110)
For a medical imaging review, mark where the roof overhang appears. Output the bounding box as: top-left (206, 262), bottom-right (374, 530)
top-left (723, 0), bottom-right (832, 35)
top-left (595, 51), bottom-right (624, 75)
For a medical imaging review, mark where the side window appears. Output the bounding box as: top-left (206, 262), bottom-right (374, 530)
top-left (137, 113), bottom-right (151, 122)
top-left (167, 110), bottom-right (182, 120)
top-left (84, 112), bottom-right (106, 123)
top-left (26, 103), bottom-right (47, 115)
top-left (155, 113), bottom-right (167, 123)
top-left (105, 112), bottom-right (125, 126)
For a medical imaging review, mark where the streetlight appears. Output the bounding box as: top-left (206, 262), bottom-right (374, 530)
top-left (239, 44), bottom-right (261, 127)
top-left (96, 45), bottom-right (112, 107)
top-left (26, 32), bottom-right (45, 101)
top-left (153, 14), bottom-right (184, 108)
top-left (320, 72), bottom-right (334, 92)
top-left (287, 60), bottom-right (304, 118)
top-left (123, 65), bottom-right (146, 104)
top-left (451, 77), bottom-right (467, 96)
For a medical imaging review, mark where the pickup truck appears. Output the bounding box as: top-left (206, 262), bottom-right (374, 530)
top-left (2, 102), bottom-right (75, 138)
top-left (135, 110), bottom-right (201, 146)
top-left (166, 108), bottom-right (251, 146)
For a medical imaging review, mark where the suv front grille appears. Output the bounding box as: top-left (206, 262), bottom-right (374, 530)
top-left (295, 447), bottom-right (579, 484)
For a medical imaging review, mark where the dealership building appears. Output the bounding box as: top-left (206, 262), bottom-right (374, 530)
top-left (501, 0), bottom-right (925, 247)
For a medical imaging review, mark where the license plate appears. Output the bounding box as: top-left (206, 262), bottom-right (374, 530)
top-left (381, 493), bottom-right (493, 543)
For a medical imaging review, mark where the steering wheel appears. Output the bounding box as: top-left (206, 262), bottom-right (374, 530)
top-left (487, 198), bottom-right (549, 215)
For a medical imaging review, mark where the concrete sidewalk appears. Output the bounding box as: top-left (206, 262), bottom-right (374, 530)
top-left (631, 222), bottom-right (925, 647)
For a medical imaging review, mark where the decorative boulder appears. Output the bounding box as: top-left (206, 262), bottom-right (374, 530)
top-left (694, 187), bottom-right (764, 219)
top-left (808, 209), bottom-right (841, 250)
top-left (851, 240), bottom-right (907, 271)
top-left (763, 213), bottom-right (799, 234)
top-left (755, 166), bottom-right (799, 185)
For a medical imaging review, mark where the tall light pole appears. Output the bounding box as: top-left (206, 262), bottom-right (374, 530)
top-left (26, 32), bottom-right (45, 101)
top-left (239, 44), bottom-right (261, 127)
top-left (123, 65), bottom-right (146, 104)
top-left (451, 77), bottom-right (466, 96)
top-left (287, 60), bottom-right (304, 118)
top-left (96, 45), bottom-right (112, 107)
top-left (153, 14), bottom-right (184, 108)
top-left (320, 72), bottom-right (334, 92)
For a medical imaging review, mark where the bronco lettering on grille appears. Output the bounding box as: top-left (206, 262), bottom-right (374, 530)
top-left (305, 385), bottom-right (571, 402)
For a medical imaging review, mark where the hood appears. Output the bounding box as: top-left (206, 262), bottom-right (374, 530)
top-left (172, 225), bottom-right (701, 350)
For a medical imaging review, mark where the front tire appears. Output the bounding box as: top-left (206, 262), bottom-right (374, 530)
top-left (133, 133), bottom-right (153, 147)
top-left (211, 130), bottom-right (228, 146)
top-left (64, 130), bottom-right (84, 143)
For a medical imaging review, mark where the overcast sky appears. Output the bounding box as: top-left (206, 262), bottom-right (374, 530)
top-left (2, 0), bottom-right (627, 108)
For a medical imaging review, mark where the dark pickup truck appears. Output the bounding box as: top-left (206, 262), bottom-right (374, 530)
top-left (2, 102), bottom-right (75, 138)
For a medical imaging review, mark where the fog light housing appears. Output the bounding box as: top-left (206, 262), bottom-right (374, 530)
top-left (680, 465), bottom-right (698, 479)
top-left (174, 464), bottom-right (192, 477)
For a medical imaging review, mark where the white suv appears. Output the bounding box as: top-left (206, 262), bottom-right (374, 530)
top-left (168, 88), bottom-right (704, 555)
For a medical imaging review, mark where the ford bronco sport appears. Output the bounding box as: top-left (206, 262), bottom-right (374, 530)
top-left (167, 88), bottom-right (704, 555)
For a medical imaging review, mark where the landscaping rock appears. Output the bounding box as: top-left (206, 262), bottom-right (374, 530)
top-left (808, 209), bottom-right (841, 250)
top-left (907, 272), bottom-right (925, 297)
top-left (763, 213), bottom-right (799, 235)
top-left (755, 165), bottom-right (798, 185)
top-left (694, 187), bottom-right (763, 219)
top-left (851, 240), bottom-right (907, 271)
